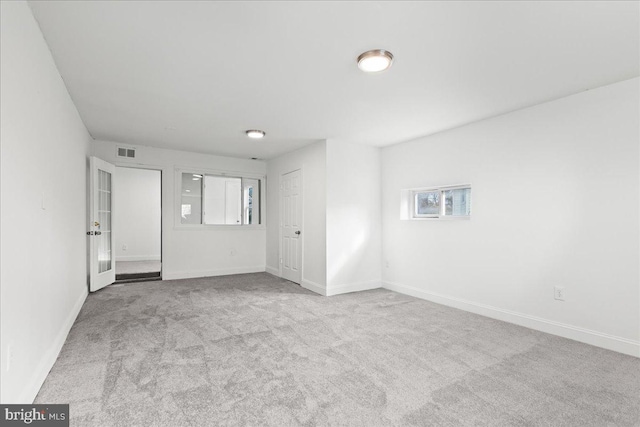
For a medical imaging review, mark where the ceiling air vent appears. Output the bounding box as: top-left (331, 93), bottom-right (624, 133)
top-left (117, 147), bottom-right (136, 159)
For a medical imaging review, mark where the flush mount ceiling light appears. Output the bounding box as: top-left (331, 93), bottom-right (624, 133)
top-left (357, 49), bottom-right (394, 73)
top-left (246, 130), bottom-right (266, 139)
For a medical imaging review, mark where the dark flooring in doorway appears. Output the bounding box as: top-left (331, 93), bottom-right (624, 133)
top-left (115, 260), bottom-right (161, 284)
top-left (35, 273), bottom-right (639, 426)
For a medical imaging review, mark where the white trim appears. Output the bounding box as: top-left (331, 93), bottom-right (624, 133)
top-left (408, 215), bottom-right (471, 221)
top-left (19, 287), bottom-right (88, 403)
top-left (404, 183), bottom-right (472, 193)
top-left (301, 279), bottom-right (326, 296)
top-left (383, 281), bottom-right (640, 358)
top-left (111, 164), bottom-right (165, 281)
top-left (326, 280), bottom-right (381, 297)
top-left (173, 224), bottom-right (265, 231)
top-left (163, 265), bottom-right (265, 281)
top-left (115, 255), bottom-right (161, 262)
top-left (175, 165), bottom-right (265, 181)
top-left (112, 162), bottom-right (165, 172)
top-left (265, 265), bottom-right (280, 277)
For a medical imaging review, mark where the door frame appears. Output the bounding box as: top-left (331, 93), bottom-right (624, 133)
top-left (110, 163), bottom-right (165, 281)
top-left (279, 167), bottom-right (303, 283)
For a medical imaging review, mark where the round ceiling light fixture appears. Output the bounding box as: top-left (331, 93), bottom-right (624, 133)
top-left (246, 129), bottom-right (266, 139)
top-left (357, 49), bottom-right (394, 73)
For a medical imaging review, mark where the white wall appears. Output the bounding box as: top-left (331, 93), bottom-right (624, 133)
top-left (0, 1), bottom-right (92, 403)
top-left (114, 167), bottom-right (161, 262)
top-left (266, 141), bottom-right (327, 293)
top-left (266, 140), bottom-right (381, 297)
top-left (382, 78), bottom-right (640, 357)
top-left (92, 140), bottom-right (266, 280)
top-left (326, 141), bottom-right (382, 295)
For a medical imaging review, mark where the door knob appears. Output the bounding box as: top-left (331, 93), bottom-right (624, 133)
top-left (295, 230), bottom-right (301, 235)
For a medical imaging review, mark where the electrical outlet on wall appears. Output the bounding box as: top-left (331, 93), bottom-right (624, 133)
top-left (554, 286), bottom-right (565, 301)
top-left (122, 244), bottom-right (127, 251)
top-left (385, 261), bottom-right (390, 268)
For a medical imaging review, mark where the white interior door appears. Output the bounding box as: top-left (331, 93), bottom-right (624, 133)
top-left (89, 156), bottom-right (116, 292)
top-left (281, 169), bottom-right (302, 284)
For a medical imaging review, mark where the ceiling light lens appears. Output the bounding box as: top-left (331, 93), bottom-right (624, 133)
top-left (357, 49), bottom-right (394, 73)
top-left (246, 130), bottom-right (265, 139)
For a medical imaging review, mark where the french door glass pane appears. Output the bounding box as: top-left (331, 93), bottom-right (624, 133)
top-left (98, 169), bottom-right (112, 273)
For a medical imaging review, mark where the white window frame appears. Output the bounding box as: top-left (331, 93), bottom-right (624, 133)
top-left (174, 168), bottom-right (266, 230)
top-left (403, 184), bottom-right (471, 220)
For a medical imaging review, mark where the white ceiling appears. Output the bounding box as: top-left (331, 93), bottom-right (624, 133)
top-left (29, 1), bottom-right (639, 159)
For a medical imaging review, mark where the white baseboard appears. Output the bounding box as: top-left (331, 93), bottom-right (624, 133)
top-left (115, 255), bottom-right (161, 262)
top-left (326, 280), bottom-right (381, 297)
top-left (301, 278), bottom-right (326, 296)
top-left (265, 265), bottom-right (280, 277)
top-left (18, 286), bottom-right (88, 403)
top-left (163, 265), bottom-right (265, 281)
top-left (383, 281), bottom-right (640, 358)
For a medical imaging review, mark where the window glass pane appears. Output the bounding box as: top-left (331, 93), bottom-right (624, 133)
top-left (181, 173), bottom-right (202, 224)
top-left (415, 191), bottom-right (440, 216)
top-left (444, 188), bottom-right (471, 216)
top-left (203, 176), bottom-right (242, 225)
top-left (243, 178), bottom-right (260, 225)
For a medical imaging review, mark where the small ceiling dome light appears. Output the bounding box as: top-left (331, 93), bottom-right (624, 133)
top-left (357, 49), bottom-right (394, 73)
top-left (246, 130), bottom-right (266, 139)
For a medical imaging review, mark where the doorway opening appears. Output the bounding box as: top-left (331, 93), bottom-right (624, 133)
top-left (113, 167), bottom-right (162, 284)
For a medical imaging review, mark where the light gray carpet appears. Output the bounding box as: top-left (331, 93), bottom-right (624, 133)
top-left (35, 273), bottom-right (640, 426)
top-left (115, 260), bottom-right (161, 275)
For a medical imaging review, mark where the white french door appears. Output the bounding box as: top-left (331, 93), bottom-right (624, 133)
top-left (280, 169), bottom-right (302, 284)
top-left (88, 157), bottom-right (116, 292)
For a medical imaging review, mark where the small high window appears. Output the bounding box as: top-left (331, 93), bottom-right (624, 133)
top-left (403, 185), bottom-right (471, 220)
